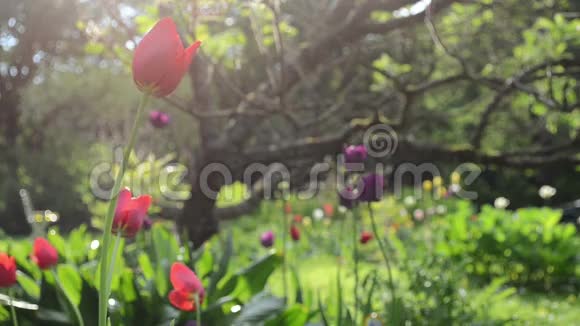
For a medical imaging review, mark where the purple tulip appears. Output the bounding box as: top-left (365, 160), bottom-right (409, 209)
top-left (149, 110), bottom-right (170, 128)
top-left (359, 174), bottom-right (384, 202)
top-left (260, 231), bottom-right (275, 248)
top-left (142, 216), bottom-right (153, 231)
top-left (338, 187), bottom-right (358, 209)
top-left (343, 145), bottom-right (367, 164)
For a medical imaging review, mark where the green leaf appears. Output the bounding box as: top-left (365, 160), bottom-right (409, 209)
top-left (78, 278), bottom-right (99, 326)
top-left (232, 292), bottom-right (285, 325)
top-left (48, 230), bottom-right (68, 261)
top-left (317, 290), bottom-right (330, 326)
top-left (208, 231), bottom-right (234, 301)
top-left (196, 243), bottom-right (214, 279)
top-left (363, 272), bottom-right (378, 316)
top-left (17, 271), bottom-right (40, 300)
top-left (137, 252), bottom-right (154, 280)
top-left (119, 268), bottom-right (138, 303)
top-left (39, 274), bottom-right (63, 311)
top-left (290, 265), bottom-right (303, 304)
top-left (228, 252), bottom-right (283, 301)
top-left (57, 264), bottom-right (81, 305)
top-left (152, 224), bottom-right (179, 296)
top-left (265, 304), bottom-right (310, 326)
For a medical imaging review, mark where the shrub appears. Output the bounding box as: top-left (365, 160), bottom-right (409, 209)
top-left (437, 201), bottom-right (580, 291)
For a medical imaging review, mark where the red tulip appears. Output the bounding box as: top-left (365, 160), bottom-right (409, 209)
top-left (323, 203), bottom-right (334, 217)
top-left (0, 253), bottom-right (17, 288)
top-left (359, 231), bottom-right (373, 244)
top-left (132, 17), bottom-right (202, 97)
top-left (112, 188), bottom-right (152, 238)
top-left (293, 214), bottom-right (303, 223)
top-left (168, 262), bottom-right (205, 312)
top-left (31, 238), bottom-right (59, 270)
top-left (290, 225), bottom-right (300, 241)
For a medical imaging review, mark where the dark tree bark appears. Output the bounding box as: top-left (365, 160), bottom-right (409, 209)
top-left (179, 165), bottom-right (223, 248)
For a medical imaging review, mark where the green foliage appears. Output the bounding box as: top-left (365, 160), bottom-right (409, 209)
top-left (437, 202), bottom-right (580, 290)
top-left (1, 194), bottom-right (580, 325)
top-left (0, 223), bottom-right (296, 325)
top-left (514, 14), bottom-right (580, 63)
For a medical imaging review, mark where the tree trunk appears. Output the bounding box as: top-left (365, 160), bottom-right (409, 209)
top-left (179, 162), bottom-right (223, 248)
top-left (181, 50), bottom-right (223, 247)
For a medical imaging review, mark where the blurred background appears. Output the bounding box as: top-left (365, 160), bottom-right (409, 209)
top-left (1, 1), bottom-right (580, 325)
top-left (0, 0), bottom-right (579, 242)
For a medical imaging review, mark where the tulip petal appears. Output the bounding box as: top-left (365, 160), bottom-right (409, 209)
top-left (115, 188), bottom-right (133, 216)
top-left (133, 195), bottom-right (152, 216)
top-left (184, 40), bottom-right (202, 67)
top-left (170, 262), bottom-right (198, 292)
top-left (132, 17), bottom-right (184, 95)
top-left (32, 238), bottom-right (59, 269)
top-left (151, 51), bottom-right (187, 97)
top-left (0, 253), bottom-right (17, 287)
top-left (122, 210), bottom-right (145, 238)
top-left (168, 289), bottom-right (195, 311)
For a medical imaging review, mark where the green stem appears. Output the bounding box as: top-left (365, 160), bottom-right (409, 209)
top-left (352, 210), bottom-right (360, 324)
top-left (281, 200), bottom-right (288, 300)
top-left (195, 293), bottom-right (202, 326)
top-left (52, 269), bottom-right (84, 326)
top-left (98, 92), bottom-right (149, 326)
top-left (367, 203), bottom-right (397, 320)
top-left (106, 233), bottom-right (122, 298)
top-left (8, 288), bottom-right (18, 326)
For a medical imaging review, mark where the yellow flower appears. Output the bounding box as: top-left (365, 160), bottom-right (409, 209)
top-left (451, 171), bottom-right (461, 184)
top-left (438, 186), bottom-right (447, 198)
top-left (433, 176), bottom-right (443, 187)
top-left (303, 216), bottom-right (312, 227)
top-left (422, 180), bottom-right (433, 192)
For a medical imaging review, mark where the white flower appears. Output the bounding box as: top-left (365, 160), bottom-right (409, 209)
top-left (436, 205), bottom-right (447, 215)
top-left (403, 196), bottom-right (416, 206)
top-left (538, 185), bottom-right (556, 200)
top-left (494, 197), bottom-right (510, 209)
top-left (449, 184), bottom-right (461, 195)
top-left (338, 206), bottom-right (347, 214)
top-left (313, 208), bottom-right (324, 220)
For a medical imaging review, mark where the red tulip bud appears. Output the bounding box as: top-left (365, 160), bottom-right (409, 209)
top-left (290, 225), bottom-right (300, 241)
top-left (112, 188), bottom-right (152, 238)
top-left (31, 238), bottom-right (59, 270)
top-left (0, 253), bottom-right (17, 288)
top-left (359, 231), bottom-right (373, 244)
top-left (132, 17), bottom-right (201, 97)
